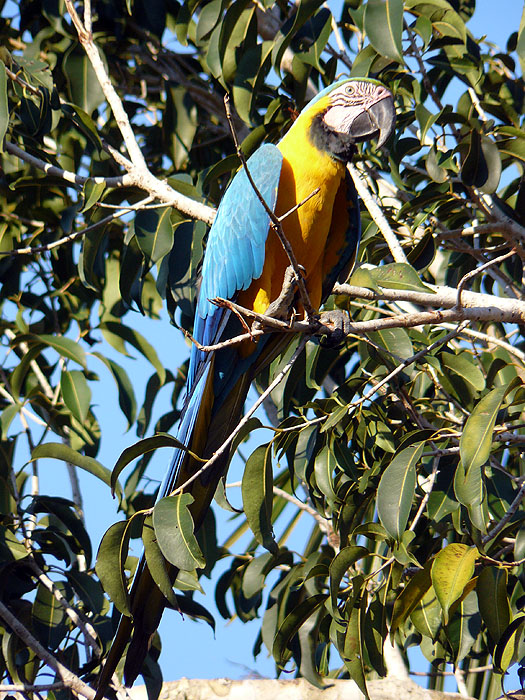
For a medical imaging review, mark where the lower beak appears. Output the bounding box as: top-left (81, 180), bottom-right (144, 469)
top-left (349, 96), bottom-right (396, 149)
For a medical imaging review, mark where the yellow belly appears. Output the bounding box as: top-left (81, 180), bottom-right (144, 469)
top-left (237, 120), bottom-right (345, 315)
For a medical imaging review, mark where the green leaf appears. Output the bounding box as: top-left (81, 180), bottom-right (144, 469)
top-left (242, 550), bottom-right (293, 599)
top-left (0, 62), bottom-right (8, 153)
top-left (80, 180), bottom-right (106, 213)
top-left (270, 0), bottom-right (322, 77)
top-left (135, 207), bottom-right (175, 269)
top-left (20, 333), bottom-right (87, 368)
top-left (32, 581), bottom-right (68, 650)
top-left (461, 130), bottom-right (489, 188)
top-left (369, 326), bottom-right (414, 362)
top-left (431, 544), bottom-right (478, 625)
top-left (390, 562), bottom-right (432, 639)
top-left (460, 386), bottom-right (507, 473)
top-left (329, 546), bottom-right (369, 617)
top-left (343, 595), bottom-right (369, 700)
top-left (415, 104), bottom-right (438, 143)
top-left (152, 493), bottom-right (205, 571)
top-left (63, 49), bottom-right (106, 114)
top-left (476, 567), bottom-right (511, 644)
top-left (367, 263), bottom-right (435, 292)
top-left (425, 146), bottom-right (448, 183)
top-left (100, 322), bottom-right (166, 384)
top-left (440, 351), bottom-right (485, 392)
top-left (493, 616), bottom-right (525, 674)
top-left (95, 520), bottom-right (134, 615)
top-left (410, 586), bottom-right (442, 639)
top-left (313, 445), bottom-right (337, 504)
top-left (377, 442), bottom-right (423, 541)
top-left (93, 353), bottom-right (137, 429)
top-left (364, 0), bottom-right (404, 63)
top-left (31, 443), bottom-right (122, 501)
top-left (242, 444), bottom-right (278, 554)
top-left (272, 593), bottom-right (327, 665)
top-left (142, 515), bottom-right (179, 608)
top-left (60, 369), bottom-right (91, 423)
top-left (112, 433), bottom-right (189, 496)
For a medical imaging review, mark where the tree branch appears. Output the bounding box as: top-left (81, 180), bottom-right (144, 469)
top-left (0, 599), bottom-right (100, 700)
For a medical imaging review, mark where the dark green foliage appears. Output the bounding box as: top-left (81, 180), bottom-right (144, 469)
top-left (0, 1), bottom-right (524, 699)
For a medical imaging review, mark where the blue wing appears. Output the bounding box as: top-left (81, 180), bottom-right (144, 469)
top-left (158, 144), bottom-right (283, 499)
top-left (188, 143), bottom-right (283, 388)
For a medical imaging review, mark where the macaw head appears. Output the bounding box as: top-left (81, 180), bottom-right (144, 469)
top-left (306, 78), bottom-right (396, 161)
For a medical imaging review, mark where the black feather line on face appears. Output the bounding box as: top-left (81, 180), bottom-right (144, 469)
top-left (309, 113), bottom-right (358, 162)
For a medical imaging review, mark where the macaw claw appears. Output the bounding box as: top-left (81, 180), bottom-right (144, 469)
top-left (318, 309), bottom-right (351, 347)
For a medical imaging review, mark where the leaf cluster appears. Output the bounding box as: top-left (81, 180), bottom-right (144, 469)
top-left (0, 0), bottom-right (524, 698)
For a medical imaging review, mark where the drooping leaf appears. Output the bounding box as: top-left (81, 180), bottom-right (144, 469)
top-left (31, 443), bottom-right (122, 500)
top-left (377, 442), bottom-right (423, 541)
top-left (364, 0), bottom-right (404, 63)
top-left (476, 567), bottom-right (511, 644)
top-left (152, 493), bottom-right (206, 571)
top-left (135, 207), bottom-right (175, 270)
top-left (0, 62), bottom-right (8, 153)
top-left (60, 369), bottom-right (91, 423)
top-left (272, 593), bottom-right (327, 666)
top-left (431, 544), bottom-right (478, 625)
top-left (112, 433), bottom-right (191, 496)
top-left (329, 546), bottom-right (369, 617)
top-left (493, 616), bottom-right (525, 674)
top-left (242, 444), bottom-right (278, 554)
top-left (95, 520), bottom-right (134, 615)
top-left (460, 386), bottom-right (507, 473)
top-left (142, 515), bottom-right (179, 608)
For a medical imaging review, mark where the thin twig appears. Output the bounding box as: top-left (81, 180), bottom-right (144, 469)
top-left (172, 337), bottom-right (308, 496)
top-left (27, 559), bottom-right (100, 656)
top-left (347, 163), bottom-right (408, 264)
top-left (482, 481), bottom-right (525, 545)
top-left (0, 196), bottom-right (154, 256)
top-left (456, 249), bottom-right (516, 307)
top-left (0, 599), bottom-right (99, 700)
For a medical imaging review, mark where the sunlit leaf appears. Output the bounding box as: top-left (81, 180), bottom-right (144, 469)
top-left (431, 544), bottom-right (478, 625)
top-left (152, 493), bottom-right (205, 571)
top-left (364, 0), bottom-right (404, 63)
top-left (377, 442), bottom-right (423, 541)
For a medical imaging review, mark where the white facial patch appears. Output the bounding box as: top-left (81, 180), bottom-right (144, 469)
top-left (323, 104), bottom-right (364, 133)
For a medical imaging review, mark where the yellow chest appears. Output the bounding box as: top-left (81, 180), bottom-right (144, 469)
top-left (237, 105), bottom-right (346, 315)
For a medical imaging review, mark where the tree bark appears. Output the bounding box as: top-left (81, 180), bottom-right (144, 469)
top-left (129, 678), bottom-right (474, 700)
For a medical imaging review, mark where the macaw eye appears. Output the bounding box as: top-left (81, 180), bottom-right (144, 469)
top-left (345, 84), bottom-right (355, 95)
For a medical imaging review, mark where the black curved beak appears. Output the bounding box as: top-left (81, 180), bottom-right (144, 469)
top-left (349, 95), bottom-right (396, 149)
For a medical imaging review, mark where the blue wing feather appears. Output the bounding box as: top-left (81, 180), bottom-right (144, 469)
top-left (161, 144), bottom-right (283, 498)
top-left (188, 144), bottom-right (283, 388)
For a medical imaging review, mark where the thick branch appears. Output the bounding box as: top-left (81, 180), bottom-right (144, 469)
top-left (334, 283), bottom-right (525, 324)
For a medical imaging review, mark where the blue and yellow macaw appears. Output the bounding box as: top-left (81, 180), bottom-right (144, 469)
top-left (97, 77), bottom-right (395, 693)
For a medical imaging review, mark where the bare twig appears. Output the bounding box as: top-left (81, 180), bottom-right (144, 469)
top-left (27, 559), bottom-right (100, 656)
top-left (482, 481), bottom-right (525, 546)
top-left (347, 163), bottom-right (408, 264)
top-left (456, 249), bottom-right (517, 307)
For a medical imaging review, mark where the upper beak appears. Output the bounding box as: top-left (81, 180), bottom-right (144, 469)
top-left (349, 95), bottom-right (396, 149)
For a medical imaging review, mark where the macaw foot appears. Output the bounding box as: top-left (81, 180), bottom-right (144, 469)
top-left (264, 265), bottom-right (304, 322)
top-left (317, 309), bottom-right (351, 346)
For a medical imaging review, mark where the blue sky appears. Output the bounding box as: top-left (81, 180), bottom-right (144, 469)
top-left (31, 0), bottom-right (525, 691)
